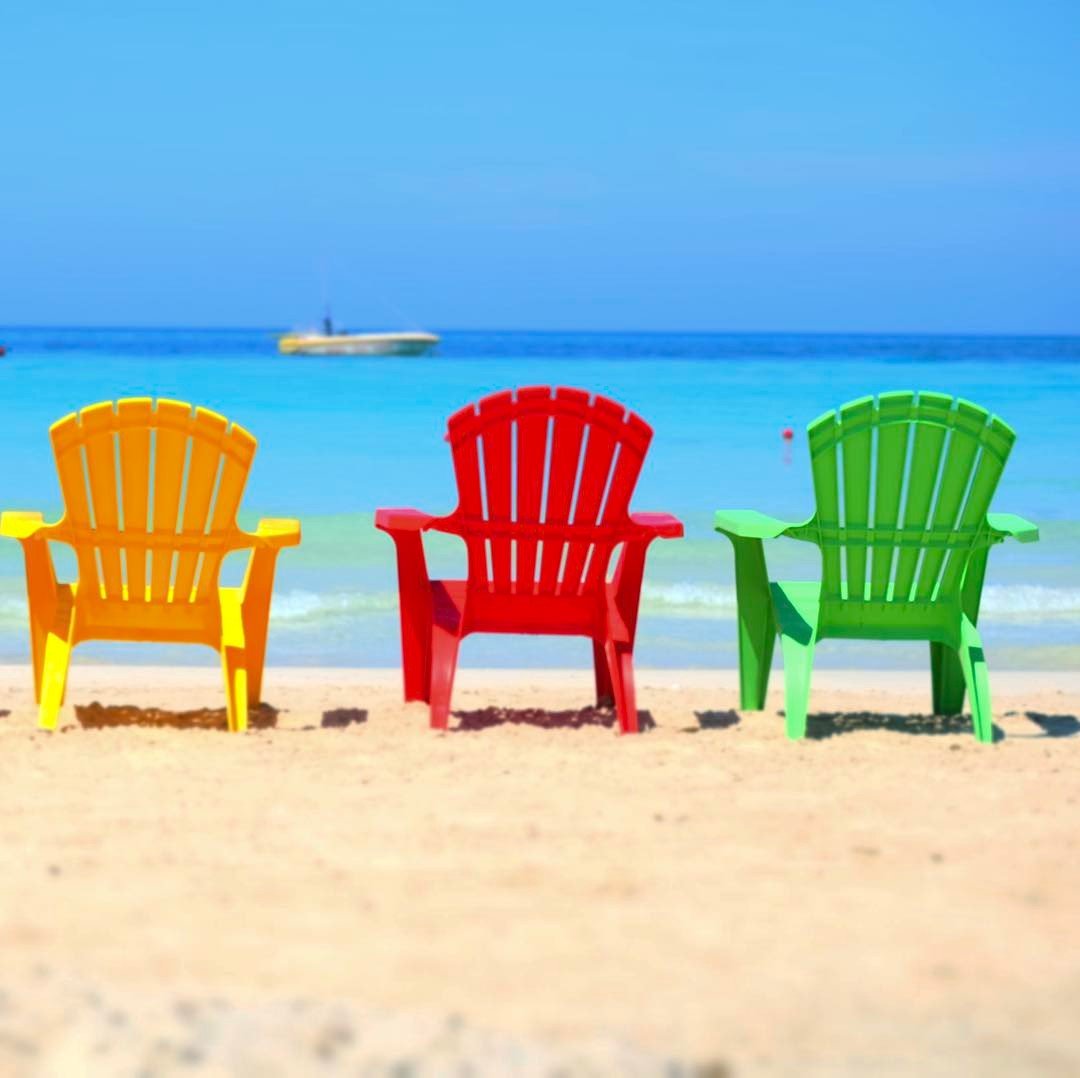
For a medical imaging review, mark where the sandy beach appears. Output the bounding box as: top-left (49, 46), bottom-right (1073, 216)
top-left (0, 664), bottom-right (1076, 1075)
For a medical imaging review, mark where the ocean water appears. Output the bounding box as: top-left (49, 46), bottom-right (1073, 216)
top-left (0, 327), bottom-right (1077, 671)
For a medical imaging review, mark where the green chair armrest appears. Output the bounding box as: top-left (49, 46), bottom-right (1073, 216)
top-left (986, 513), bottom-right (1039, 544)
top-left (714, 509), bottom-right (799, 539)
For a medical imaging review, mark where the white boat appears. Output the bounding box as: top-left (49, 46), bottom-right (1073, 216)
top-left (278, 330), bottom-right (439, 356)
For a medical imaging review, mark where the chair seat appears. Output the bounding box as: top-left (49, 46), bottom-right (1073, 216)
top-left (431, 579), bottom-right (628, 639)
top-left (769, 581), bottom-right (820, 645)
top-left (770, 579), bottom-right (961, 645)
top-left (73, 585), bottom-right (238, 645)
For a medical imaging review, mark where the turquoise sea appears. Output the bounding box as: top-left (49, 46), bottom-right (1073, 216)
top-left (0, 328), bottom-right (1077, 670)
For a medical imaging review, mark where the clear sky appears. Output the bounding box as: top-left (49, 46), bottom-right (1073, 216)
top-left (3, 1), bottom-right (1077, 333)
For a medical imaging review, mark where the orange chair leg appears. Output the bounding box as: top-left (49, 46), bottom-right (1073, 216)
top-left (222, 646), bottom-right (249, 733)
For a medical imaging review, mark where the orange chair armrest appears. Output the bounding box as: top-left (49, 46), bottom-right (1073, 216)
top-left (252, 518), bottom-right (301, 548)
top-left (375, 508), bottom-right (436, 533)
top-left (0, 511), bottom-right (50, 540)
top-left (629, 512), bottom-right (684, 539)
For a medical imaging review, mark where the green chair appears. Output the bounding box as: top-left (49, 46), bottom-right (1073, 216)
top-left (715, 391), bottom-right (1038, 742)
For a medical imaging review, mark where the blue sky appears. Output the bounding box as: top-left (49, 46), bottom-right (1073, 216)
top-left (2, 1), bottom-right (1077, 332)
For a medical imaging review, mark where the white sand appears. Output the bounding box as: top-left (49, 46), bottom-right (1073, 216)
top-left (0, 665), bottom-right (1077, 1076)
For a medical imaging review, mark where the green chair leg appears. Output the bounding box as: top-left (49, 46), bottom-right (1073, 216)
top-left (730, 536), bottom-right (776, 710)
top-left (779, 630), bottom-right (816, 740)
top-left (958, 617), bottom-right (994, 743)
top-left (930, 641), bottom-right (966, 715)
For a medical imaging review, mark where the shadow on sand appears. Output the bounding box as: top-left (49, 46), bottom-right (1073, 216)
top-left (74, 701), bottom-right (279, 731)
top-left (802, 710), bottom-right (1002, 741)
top-left (320, 708), bottom-right (368, 729)
top-left (452, 705), bottom-right (656, 733)
top-left (691, 710), bottom-right (741, 732)
top-left (1019, 712), bottom-right (1080, 739)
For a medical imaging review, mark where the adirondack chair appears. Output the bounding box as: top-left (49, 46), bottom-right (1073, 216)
top-left (715, 391), bottom-right (1038, 742)
top-left (376, 386), bottom-right (683, 732)
top-left (0, 399), bottom-right (300, 732)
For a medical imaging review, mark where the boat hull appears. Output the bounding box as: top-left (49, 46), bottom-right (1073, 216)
top-left (279, 332), bottom-right (439, 356)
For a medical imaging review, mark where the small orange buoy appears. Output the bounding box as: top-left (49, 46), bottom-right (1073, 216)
top-left (781, 427), bottom-right (793, 440)
top-left (0, 345), bottom-right (6, 357)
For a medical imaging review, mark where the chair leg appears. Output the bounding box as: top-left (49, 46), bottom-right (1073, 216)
top-left (779, 630), bottom-right (816, 740)
top-left (739, 616), bottom-right (776, 711)
top-left (403, 612), bottom-right (433, 704)
top-left (37, 603), bottom-right (76, 731)
top-left (29, 606), bottom-right (50, 706)
top-left (241, 593), bottom-right (271, 708)
top-left (730, 536), bottom-right (776, 710)
top-left (930, 641), bottom-right (965, 715)
top-left (391, 534), bottom-right (433, 704)
top-left (222, 646), bottom-right (249, 733)
top-left (604, 639), bottom-right (639, 734)
top-left (428, 621), bottom-right (461, 730)
top-left (592, 639), bottom-right (614, 707)
top-left (958, 617), bottom-right (994, 744)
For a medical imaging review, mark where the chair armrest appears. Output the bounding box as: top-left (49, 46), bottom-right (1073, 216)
top-left (0, 511), bottom-right (49, 540)
top-left (375, 508), bottom-right (437, 533)
top-left (714, 509), bottom-right (799, 539)
top-left (252, 518), bottom-right (302, 548)
top-left (987, 513), bottom-right (1039, 544)
top-left (629, 512), bottom-right (683, 539)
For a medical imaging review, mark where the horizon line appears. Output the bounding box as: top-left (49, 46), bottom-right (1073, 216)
top-left (3, 323), bottom-right (1079, 340)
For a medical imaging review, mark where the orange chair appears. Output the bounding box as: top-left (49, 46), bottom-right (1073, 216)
top-left (377, 386), bottom-right (682, 732)
top-left (0, 399), bottom-right (300, 731)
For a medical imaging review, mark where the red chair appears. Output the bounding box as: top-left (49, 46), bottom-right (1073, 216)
top-left (376, 386), bottom-right (683, 732)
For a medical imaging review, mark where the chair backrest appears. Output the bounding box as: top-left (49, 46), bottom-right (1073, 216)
top-left (806, 391), bottom-right (1015, 606)
top-left (443, 386), bottom-right (653, 597)
top-left (50, 398), bottom-right (256, 604)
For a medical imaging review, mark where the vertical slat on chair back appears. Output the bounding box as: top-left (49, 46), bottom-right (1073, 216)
top-left (50, 399), bottom-right (256, 603)
top-left (808, 410), bottom-right (843, 599)
top-left (445, 386), bottom-right (652, 597)
top-left (868, 392), bottom-right (912, 599)
top-left (807, 392), bottom-right (1015, 605)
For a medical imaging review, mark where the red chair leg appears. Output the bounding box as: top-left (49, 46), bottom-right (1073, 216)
top-left (429, 621), bottom-right (462, 730)
top-left (604, 639), bottom-right (639, 734)
top-left (592, 638), bottom-right (614, 707)
top-left (402, 614), bottom-right (432, 704)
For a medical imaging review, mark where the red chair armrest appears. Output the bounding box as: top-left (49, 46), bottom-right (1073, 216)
top-left (629, 512), bottom-right (684, 539)
top-left (375, 508), bottom-right (436, 533)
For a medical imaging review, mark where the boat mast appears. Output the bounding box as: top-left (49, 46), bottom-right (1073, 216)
top-left (320, 256), bottom-right (334, 336)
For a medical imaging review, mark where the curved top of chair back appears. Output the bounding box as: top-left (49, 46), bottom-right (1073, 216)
top-left (50, 398), bottom-right (256, 604)
top-left (806, 391), bottom-right (1015, 606)
top-left (443, 386), bottom-right (653, 597)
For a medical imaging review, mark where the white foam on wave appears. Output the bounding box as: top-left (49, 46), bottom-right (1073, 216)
top-left (271, 583), bottom-right (1080, 625)
top-left (1, 582), bottom-right (1075, 633)
top-left (0, 596), bottom-right (29, 628)
top-left (643, 582), bottom-right (1080, 622)
top-left (270, 589), bottom-right (397, 623)
top-left (979, 585), bottom-right (1080, 620)
top-left (641, 583), bottom-right (738, 615)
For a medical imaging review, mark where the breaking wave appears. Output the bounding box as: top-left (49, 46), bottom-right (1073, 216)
top-left (0, 584), bottom-right (1075, 634)
top-left (269, 583), bottom-right (1080, 625)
